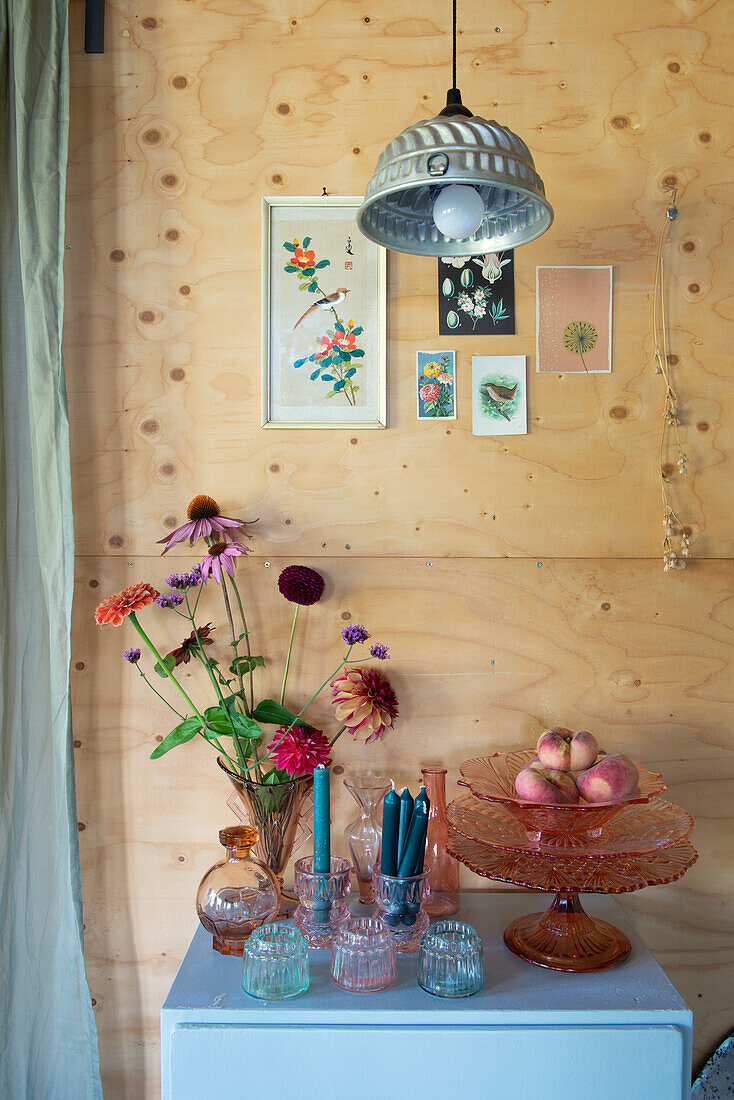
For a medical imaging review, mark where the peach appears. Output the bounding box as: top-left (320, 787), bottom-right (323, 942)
top-left (576, 754), bottom-right (639, 804)
top-left (515, 760), bottom-right (580, 804)
top-left (536, 728), bottom-right (599, 772)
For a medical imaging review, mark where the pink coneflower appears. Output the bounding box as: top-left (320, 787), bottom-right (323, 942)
top-left (157, 495), bottom-right (256, 555)
top-left (330, 667), bottom-right (399, 744)
top-left (200, 541), bottom-right (252, 584)
top-left (271, 726), bottom-right (332, 777)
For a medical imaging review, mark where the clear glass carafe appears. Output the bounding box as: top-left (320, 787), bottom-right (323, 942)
top-left (422, 766), bottom-right (460, 916)
top-left (343, 772), bottom-right (391, 903)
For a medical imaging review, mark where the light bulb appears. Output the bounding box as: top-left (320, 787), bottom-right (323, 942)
top-left (432, 184), bottom-right (485, 239)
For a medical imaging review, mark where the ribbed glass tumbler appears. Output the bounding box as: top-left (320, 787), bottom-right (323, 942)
top-left (241, 923), bottom-right (309, 1001)
top-left (372, 870), bottom-right (429, 953)
top-left (330, 917), bottom-right (397, 993)
top-left (417, 920), bottom-right (484, 998)
top-left (293, 855), bottom-right (352, 948)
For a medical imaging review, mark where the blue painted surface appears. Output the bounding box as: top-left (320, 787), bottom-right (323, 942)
top-left (161, 893), bottom-right (693, 1100)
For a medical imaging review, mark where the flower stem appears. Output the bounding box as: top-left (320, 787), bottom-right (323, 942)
top-left (128, 612), bottom-right (239, 772)
top-left (136, 667), bottom-right (185, 719)
top-left (228, 575), bottom-right (255, 714)
top-left (220, 574), bottom-right (250, 716)
top-left (280, 604), bottom-right (299, 706)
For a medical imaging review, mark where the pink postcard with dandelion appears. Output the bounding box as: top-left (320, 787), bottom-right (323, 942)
top-left (262, 197), bottom-right (386, 428)
top-left (536, 266), bottom-right (613, 373)
top-left (417, 351), bottom-right (456, 420)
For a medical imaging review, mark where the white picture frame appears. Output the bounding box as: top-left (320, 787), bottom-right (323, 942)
top-left (261, 196), bottom-right (387, 429)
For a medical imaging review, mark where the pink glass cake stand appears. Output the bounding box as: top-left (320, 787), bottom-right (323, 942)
top-left (447, 751), bottom-right (697, 973)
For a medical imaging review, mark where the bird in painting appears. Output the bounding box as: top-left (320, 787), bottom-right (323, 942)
top-left (481, 380), bottom-right (518, 421)
top-left (293, 288), bottom-right (350, 329)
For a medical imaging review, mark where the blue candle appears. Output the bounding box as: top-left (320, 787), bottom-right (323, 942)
top-left (313, 764), bottom-right (331, 874)
top-left (414, 786), bottom-right (430, 874)
top-left (397, 786), bottom-right (413, 865)
top-left (397, 802), bottom-right (429, 878)
top-left (380, 786), bottom-right (400, 875)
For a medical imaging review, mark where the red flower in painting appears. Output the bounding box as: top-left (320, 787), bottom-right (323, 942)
top-left (292, 244), bottom-right (316, 270)
top-left (419, 383), bottom-right (441, 403)
top-left (313, 329), bottom-right (357, 361)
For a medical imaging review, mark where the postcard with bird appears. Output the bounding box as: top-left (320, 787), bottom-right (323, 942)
top-left (262, 197), bottom-right (386, 428)
top-left (472, 355), bottom-right (527, 436)
top-left (536, 266), bottom-right (613, 373)
top-left (416, 351), bottom-right (456, 420)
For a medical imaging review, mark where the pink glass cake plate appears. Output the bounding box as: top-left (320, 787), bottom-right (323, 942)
top-left (449, 752), bottom-right (696, 973)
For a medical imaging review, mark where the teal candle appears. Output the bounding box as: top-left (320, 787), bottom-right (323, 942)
top-left (397, 802), bottom-right (429, 878)
top-left (380, 786), bottom-right (400, 875)
top-left (313, 764), bottom-right (331, 874)
top-left (397, 786), bottom-right (412, 864)
top-left (414, 786), bottom-right (430, 874)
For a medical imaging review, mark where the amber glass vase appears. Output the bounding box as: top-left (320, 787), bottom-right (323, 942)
top-left (196, 826), bottom-right (281, 956)
top-left (422, 766), bottom-right (460, 916)
top-left (218, 757), bottom-right (313, 906)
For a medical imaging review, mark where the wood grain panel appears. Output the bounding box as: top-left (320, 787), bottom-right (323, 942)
top-left (65, 0), bottom-right (733, 561)
top-left (73, 555), bottom-right (733, 1094)
top-left (64, 0), bottom-right (734, 1096)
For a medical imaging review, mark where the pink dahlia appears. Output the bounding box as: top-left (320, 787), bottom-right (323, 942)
top-left (330, 667), bottom-right (399, 744)
top-left (419, 383), bottom-right (441, 403)
top-left (157, 495), bottom-right (257, 555)
top-left (271, 726), bottom-right (332, 777)
top-left (200, 541), bottom-right (252, 584)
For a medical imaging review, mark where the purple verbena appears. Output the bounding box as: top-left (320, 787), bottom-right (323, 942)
top-left (369, 643), bottom-right (390, 661)
top-left (341, 624), bottom-right (371, 646)
top-left (165, 565), bottom-right (203, 590)
top-left (125, 648), bottom-right (141, 663)
top-left (155, 591), bottom-right (185, 609)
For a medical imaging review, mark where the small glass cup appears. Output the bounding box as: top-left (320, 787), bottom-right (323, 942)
top-left (293, 855), bottom-right (352, 948)
top-left (417, 920), bottom-right (484, 998)
top-left (372, 869), bottom-right (429, 953)
top-left (330, 917), bottom-right (397, 993)
top-left (241, 923), bottom-right (309, 1001)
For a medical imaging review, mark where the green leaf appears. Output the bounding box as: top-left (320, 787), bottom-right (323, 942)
top-left (350, 348), bottom-right (365, 358)
top-left (321, 374), bottom-right (336, 381)
top-left (352, 385), bottom-right (360, 392)
top-left (283, 241), bottom-right (296, 253)
top-left (315, 259), bottom-right (330, 269)
top-left (333, 379), bottom-right (346, 391)
top-left (252, 698), bottom-right (314, 730)
top-left (230, 655), bottom-right (266, 675)
top-left (344, 367), bottom-right (357, 378)
top-left (324, 389), bottom-right (338, 398)
top-left (308, 283), bottom-right (318, 293)
top-left (154, 653), bottom-right (176, 678)
top-left (351, 325), bottom-right (364, 335)
top-left (302, 236), bottom-right (311, 248)
top-left (334, 322), bottom-right (345, 333)
top-left (150, 717), bottom-right (201, 759)
top-left (298, 281), bottom-right (309, 290)
top-left (302, 267), bottom-right (315, 277)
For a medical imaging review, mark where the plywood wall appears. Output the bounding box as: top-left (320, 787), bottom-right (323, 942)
top-left (65, 0), bottom-right (734, 1095)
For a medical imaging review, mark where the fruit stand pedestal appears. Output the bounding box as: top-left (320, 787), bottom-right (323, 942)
top-left (161, 892), bottom-right (692, 1100)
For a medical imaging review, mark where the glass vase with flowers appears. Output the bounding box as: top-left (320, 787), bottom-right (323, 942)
top-left (94, 495), bottom-right (399, 900)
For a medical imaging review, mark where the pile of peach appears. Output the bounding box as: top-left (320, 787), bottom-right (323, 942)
top-left (514, 729), bottom-right (640, 805)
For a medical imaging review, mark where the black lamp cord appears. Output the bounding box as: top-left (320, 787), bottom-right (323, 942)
top-left (452, 0), bottom-right (457, 90)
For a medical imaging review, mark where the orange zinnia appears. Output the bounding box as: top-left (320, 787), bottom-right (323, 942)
top-left (95, 582), bottom-right (159, 627)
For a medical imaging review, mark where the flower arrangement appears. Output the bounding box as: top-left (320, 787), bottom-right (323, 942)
top-left (95, 495), bottom-right (398, 783)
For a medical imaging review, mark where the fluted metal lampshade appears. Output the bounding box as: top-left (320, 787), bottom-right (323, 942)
top-left (357, 113), bottom-right (553, 257)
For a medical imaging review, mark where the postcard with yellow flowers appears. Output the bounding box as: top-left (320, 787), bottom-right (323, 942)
top-left (417, 351), bottom-right (456, 420)
top-left (262, 197), bottom-right (387, 428)
top-left (536, 266), bottom-right (612, 373)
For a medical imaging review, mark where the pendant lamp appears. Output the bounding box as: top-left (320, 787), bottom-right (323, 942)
top-left (357, 0), bottom-right (553, 256)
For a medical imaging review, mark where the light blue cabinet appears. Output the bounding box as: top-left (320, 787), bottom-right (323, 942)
top-left (161, 893), bottom-right (692, 1100)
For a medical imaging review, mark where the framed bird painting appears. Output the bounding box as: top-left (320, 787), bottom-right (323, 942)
top-left (471, 355), bottom-right (528, 436)
top-left (261, 196), bottom-right (387, 428)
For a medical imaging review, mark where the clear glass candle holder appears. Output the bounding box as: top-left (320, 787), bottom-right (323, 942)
top-left (417, 920), bottom-right (484, 998)
top-left (330, 917), bottom-right (397, 993)
top-left (372, 869), bottom-right (429, 954)
top-left (241, 923), bottom-right (309, 1001)
top-left (293, 855), bottom-right (352, 948)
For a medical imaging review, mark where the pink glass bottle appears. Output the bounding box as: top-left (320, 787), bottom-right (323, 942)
top-left (422, 766), bottom-right (460, 916)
